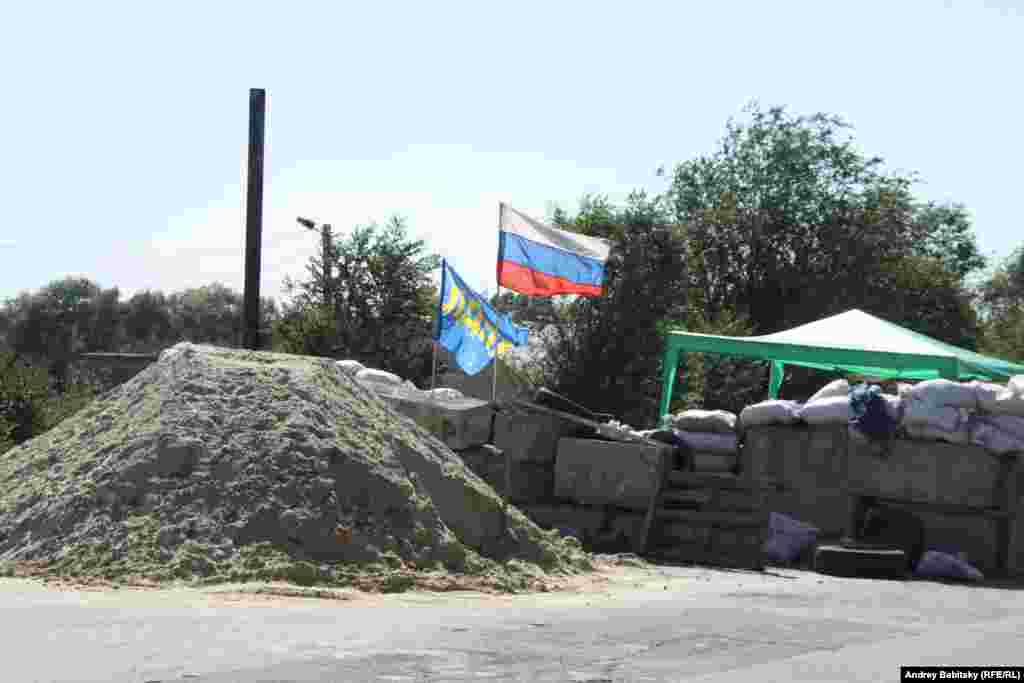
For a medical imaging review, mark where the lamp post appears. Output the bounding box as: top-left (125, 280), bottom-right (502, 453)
top-left (296, 217), bottom-right (335, 308)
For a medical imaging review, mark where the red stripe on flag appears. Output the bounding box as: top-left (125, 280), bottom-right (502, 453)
top-left (497, 260), bottom-right (603, 297)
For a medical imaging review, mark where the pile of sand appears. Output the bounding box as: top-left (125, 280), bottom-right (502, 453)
top-left (0, 343), bottom-right (591, 590)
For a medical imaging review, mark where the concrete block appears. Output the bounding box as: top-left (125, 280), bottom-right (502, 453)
top-left (555, 438), bottom-right (670, 511)
top-left (848, 438), bottom-right (1001, 508)
top-left (385, 394), bottom-right (494, 451)
top-left (506, 461), bottom-right (556, 504)
top-left (519, 504), bottom-right (607, 542)
top-left (896, 505), bottom-right (1000, 573)
top-left (742, 425), bottom-right (808, 481)
top-left (494, 408), bottom-right (576, 464)
top-left (692, 452), bottom-right (738, 473)
top-left (457, 445), bottom-right (504, 492)
top-left (760, 489), bottom-right (848, 537)
top-left (659, 522), bottom-right (712, 547)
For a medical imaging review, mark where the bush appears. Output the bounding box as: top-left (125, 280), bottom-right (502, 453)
top-left (0, 352), bottom-right (98, 456)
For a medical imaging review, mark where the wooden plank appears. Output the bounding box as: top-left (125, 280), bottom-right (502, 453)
top-left (636, 447), bottom-right (671, 555)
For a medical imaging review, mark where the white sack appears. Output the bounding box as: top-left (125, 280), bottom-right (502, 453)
top-left (985, 389), bottom-right (1024, 418)
top-left (674, 430), bottom-right (739, 454)
top-left (882, 395), bottom-right (903, 421)
top-left (904, 422), bottom-right (970, 445)
top-left (798, 396), bottom-right (851, 425)
top-left (980, 414), bottom-right (1024, 441)
top-left (909, 379), bottom-right (978, 409)
top-left (972, 381), bottom-right (1005, 412)
top-left (970, 421), bottom-right (1024, 455)
top-left (673, 409), bottom-right (738, 434)
top-left (1010, 375), bottom-right (1024, 396)
top-left (808, 379), bottom-right (850, 404)
top-left (898, 383), bottom-right (914, 400)
top-left (426, 387), bottom-right (463, 401)
top-left (355, 368), bottom-right (403, 386)
top-left (739, 400), bottom-right (801, 428)
top-left (335, 359), bottom-right (366, 377)
top-left (902, 398), bottom-right (969, 433)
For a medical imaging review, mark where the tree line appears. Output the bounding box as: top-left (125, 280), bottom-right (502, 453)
top-left (3, 102), bottom-right (1023, 450)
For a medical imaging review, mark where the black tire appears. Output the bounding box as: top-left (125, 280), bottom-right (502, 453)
top-left (814, 544), bottom-right (908, 580)
top-left (858, 505), bottom-right (926, 571)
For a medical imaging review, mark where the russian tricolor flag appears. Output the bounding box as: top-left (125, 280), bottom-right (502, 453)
top-left (496, 204), bottom-right (613, 298)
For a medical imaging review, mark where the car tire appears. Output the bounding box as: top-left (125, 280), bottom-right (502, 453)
top-left (814, 544), bottom-right (908, 580)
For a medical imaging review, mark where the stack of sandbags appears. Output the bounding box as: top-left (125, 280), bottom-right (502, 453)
top-left (672, 409), bottom-right (739, 472)
top-left (901, 379), bottom-right (976, 445)
top-left (970, 376), bottom-right (1024, 455)
top-left (976, 376), bottom-right (1024, 417)
top-left (738, 400), bottom-right (802, 430)
top-left (807, 379), bottom-right (850, 403)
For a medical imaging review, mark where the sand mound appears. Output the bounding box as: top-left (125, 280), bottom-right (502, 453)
top-left (0, 343), bottom-right (590, 588)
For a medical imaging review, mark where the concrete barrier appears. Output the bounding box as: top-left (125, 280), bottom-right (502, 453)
top-left (554, 438), bottom-right (670, 512)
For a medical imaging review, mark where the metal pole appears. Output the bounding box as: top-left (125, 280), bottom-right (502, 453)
top-left (243, 88), bottom-right (266, 350)
top-left (491, 202), bottom-right (503, 404)
top-left (430, 340), bottom-right (439, 392)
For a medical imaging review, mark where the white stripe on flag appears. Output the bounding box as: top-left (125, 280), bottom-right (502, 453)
top-left (500, 204), bottom-right (612, 262)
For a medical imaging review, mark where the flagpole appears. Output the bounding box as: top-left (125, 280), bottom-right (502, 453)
top-left (491, 203), bottom-right (504, 404)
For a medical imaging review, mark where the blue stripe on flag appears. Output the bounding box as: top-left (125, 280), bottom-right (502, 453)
top-left (498, 232), bottom-right (605, 287)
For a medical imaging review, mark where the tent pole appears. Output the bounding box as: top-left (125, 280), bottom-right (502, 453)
top-left (658, 341), bottom-right (680, 425)
top-left (769, 361), bottom-right (785, 399)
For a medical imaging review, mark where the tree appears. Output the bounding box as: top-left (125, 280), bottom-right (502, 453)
top-left (668, 102), bottom-right (982, 345)
top-left (276, 215), bottom-right (441, 384)
top-left (536, 193), bottom-right (689, 426)
top-left (978, 246), bottom-right (1024, 362)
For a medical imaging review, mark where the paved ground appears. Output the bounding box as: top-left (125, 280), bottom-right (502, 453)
top-left (4, 564), bottom-right (1024, 682)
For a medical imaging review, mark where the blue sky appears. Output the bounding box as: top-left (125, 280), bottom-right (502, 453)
top-left (1, 0), bottom-right (1021, 307)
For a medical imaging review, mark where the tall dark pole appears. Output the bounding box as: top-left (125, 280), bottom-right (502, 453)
top-left (243, 88), bottom-right (266, 350)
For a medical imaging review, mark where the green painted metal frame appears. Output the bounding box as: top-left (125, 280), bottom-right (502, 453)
top-left (657, 330), bottom-right (962, 422)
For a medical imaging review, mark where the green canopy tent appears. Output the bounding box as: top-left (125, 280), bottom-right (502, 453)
top-left (658, 309), bottom-right (1024, 420)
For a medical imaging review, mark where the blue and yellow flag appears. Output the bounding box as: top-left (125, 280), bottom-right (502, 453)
top-left (435, 259), bottom-right (529, 376)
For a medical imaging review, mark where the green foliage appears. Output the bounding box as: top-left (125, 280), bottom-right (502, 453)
top-left (0, 353), bottom-right (50, 452)
top-left (978, 246), bottom-right (1024, 362)
top-left (668, 102), bottom-right (982, 343)
top-left (535, 193), bottom-right (688, 427)
top-left (277, 215), bottom-right (441, 385)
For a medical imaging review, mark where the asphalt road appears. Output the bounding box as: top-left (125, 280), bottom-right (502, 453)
top-left (4, 565), bottom-right (1024, 682)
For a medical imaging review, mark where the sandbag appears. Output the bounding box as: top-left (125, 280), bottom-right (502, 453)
top-left (335, 359), bottom-right (366, 376)
top-left (902, 399), bottom-right (968, 433)
top-left (909, 379), bottom-right (977, 409)
top-left (807, 379), bottom-right (850, 404)
top-left (980, 414), bottom-right (1024, 441)
top-left (673, 430), bottom-right (738, 455)
top-left (972, 381), bottom-right (1005, 412)
top-left (904, 422), bottom-right (970, 445)
top-left (914, 550), bottom-right (984, 582)
top-left (984, 390), bottom-right (1024, 418)
top-left (763, 513), bottom-right (819, 564)
top-left (426, 387), bottom-right (464, 401)
top-left (739, 400), bottom-right (801, 428)
top-left (970, 420), bottom-right (1024, 455)
top-left (798, 396), bottom-right (851, 425)
top-left (882, 395), bottom-right (903, 421)
top-left (355, 368), bottom-right (403, 386)
top-left (672, 409), bottom-right (737, 434)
